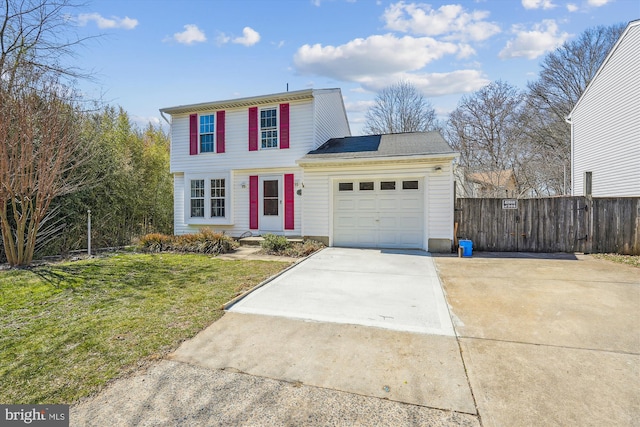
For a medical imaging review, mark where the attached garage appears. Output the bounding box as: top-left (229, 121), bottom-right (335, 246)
top-left (333, 178), bottom-right (424, 248)
top-left (298, 132), bottom-right (458, 252)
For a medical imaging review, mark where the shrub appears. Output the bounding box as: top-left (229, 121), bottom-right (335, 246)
top-left (138, 229), bottom-right (238, 255)
top-left (283, 240), bottom-right (325, 257)
top-left (260, 233), bottom-right (291, 253)
top-left (260, 235), bottom-right (325, 257)
top-left (138, 233), bottom-right (173, 253)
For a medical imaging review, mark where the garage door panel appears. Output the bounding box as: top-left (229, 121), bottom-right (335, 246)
top-left (356, 198), bottom-right (376, 210)
top-left (378, 197), bottom-right (397, 210)
top-left (334, 179), bottom-right (424, 249)
top-left (355, 215), bottom-right (378, 227)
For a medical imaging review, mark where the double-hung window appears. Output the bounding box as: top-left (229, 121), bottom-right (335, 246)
top-left (210, 179), bottom-right (225, 217)
top-left (190, 180), bottom-right (205, 217)
top-left (260, 108), bottom-right (278, 149)
top-left (186, 174), bottom-right (230, 224)
top-left (199, 114), bottom-right (215, 153)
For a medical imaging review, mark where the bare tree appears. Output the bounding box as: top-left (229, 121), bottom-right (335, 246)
top-left (364, 80), bottom-right (440, 135)
top-left (524, 23), bottom-right (625, 194)
top-left (0, 75), bottom-right (90, 266)
top-left (0, 0), bottom-right (92, 266)
top-left (0, 0), bottom-right (89, 85)
top-left (447, 81), bottom-right (531, 197)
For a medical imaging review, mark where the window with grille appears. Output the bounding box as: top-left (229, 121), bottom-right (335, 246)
top-left (190, 179), bottom-right (205, 217)
top-left (199, 114), bottom-right (215, 153)
top-left (210, 179), bottom-right (225, 217)
top-left (260, 108), bottom-right (278, 148)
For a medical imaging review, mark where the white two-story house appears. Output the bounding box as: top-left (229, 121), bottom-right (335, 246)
top-left (160, 88), bottom-right (458, 252)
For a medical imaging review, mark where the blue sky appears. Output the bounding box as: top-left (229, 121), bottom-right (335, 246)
top-left (71, 0), bottom-right (639, 135)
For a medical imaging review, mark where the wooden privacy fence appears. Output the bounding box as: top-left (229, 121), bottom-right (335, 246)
top-left (454, 197), bottom-right (640, 255)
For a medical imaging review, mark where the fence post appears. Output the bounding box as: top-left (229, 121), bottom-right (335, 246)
top-left (87, 209), bottom-right (92, 257)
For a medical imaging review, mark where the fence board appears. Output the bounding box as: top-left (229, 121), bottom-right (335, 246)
top-left (454, 197), bottom-right (639, 255)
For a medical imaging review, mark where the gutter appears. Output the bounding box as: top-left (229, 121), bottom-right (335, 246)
top-left (296, 152), bottom-right (459, 167)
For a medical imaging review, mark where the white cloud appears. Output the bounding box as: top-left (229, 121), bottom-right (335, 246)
top-left (566, 3), bottom-right (579, 12)
top-left (383, 2), bottom-right (500, 42)
top-left (521, 0), bottom-right (556, 10)
top-left (499, 20), bottom-right (570, 59)
top-left (77, 13), bottom-right (138, 30)
top-left (359, 70), bottom-right (490, 97)
top-left (294, 33), bottom-right (459, 81)
top-left (588, 0), bottom-right (611, 6)
top-left (169, 24), bottom-right (207, 45)
top-left (233, 27), bottom-right (261, 46)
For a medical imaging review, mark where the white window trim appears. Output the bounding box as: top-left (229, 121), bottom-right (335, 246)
top-left (198, 113), bottom-right (216, 155)
top-left (184, 172), bottom-right (232, 225)
top-left (259, 106), bottom-right (279, 150)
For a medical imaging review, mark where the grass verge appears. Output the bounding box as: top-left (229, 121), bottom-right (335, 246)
top-left (0, 252), bottom-right (290, 404)
top-left (591, 253), bottom-right (640, 268)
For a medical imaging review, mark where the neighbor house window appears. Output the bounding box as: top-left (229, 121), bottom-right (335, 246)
top-left (260, 108), bottom-right (278, 148)
top-left (200, 114), bottom-right (215, 153)
top-left (190, 179), bottom-right (205, 217)
top-left (210, 178), bottom-right (225, 217)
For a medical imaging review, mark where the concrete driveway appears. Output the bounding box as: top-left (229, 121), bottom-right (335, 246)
top-left (228, 247), bottom-right (454, 336)
top-left (71, 250), bottom-right (639, 427)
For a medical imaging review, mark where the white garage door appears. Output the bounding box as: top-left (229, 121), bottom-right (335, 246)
top-left (333, 178), bottom-right (424, 249)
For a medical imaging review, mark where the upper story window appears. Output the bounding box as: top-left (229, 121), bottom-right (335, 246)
top-left (199, 114), bottom-right (215, 153)
top-left (260, 108), bottom-right (278, 149)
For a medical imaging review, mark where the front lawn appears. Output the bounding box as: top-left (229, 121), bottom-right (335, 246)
top-left (0, 253), bottom-right (290, 404)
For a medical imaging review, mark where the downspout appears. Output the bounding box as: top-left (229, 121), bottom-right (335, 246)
top-left (564, 114), bottom-right (573, 196)
top-left (160, 110), bottom-right (171, 126)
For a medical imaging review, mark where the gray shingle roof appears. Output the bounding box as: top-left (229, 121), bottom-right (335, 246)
top-left (302, 131), bottom-right (456, 160)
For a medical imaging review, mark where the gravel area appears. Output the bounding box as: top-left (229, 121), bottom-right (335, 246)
top-left (71, 360), bottom-right (479, 427)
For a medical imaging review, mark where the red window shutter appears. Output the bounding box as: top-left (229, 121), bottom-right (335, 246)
top-left (248, 107), bottom-right (258, 151)
top-left (284, 174), bottom-right (294, 230)
top-left (249, 175), bottom-right (259, 229)
top-left (189, 113), bottom-right (198, 155)
top-left (280, 103), bottom-right (290, 149)
top-left (216, 110), bottom-right (225, 153)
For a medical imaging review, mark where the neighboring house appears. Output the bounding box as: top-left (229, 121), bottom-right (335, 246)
top-left (465, 169), bottom-right (518, 198)
top-left (160, 88), bottom-right (458, 252)
top-left (567, 19), bottom-right (640, 197)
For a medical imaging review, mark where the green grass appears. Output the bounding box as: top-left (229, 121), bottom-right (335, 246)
top-left (592, 253), bottom-right (640, 268)
top-left (0, 253), bottom-right (290, 404)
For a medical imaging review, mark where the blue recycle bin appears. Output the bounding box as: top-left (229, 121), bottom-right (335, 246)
top-left (459, 240), bottom-right (473, 257)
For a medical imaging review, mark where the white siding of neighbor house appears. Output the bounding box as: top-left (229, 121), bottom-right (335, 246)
top-left (301, 161), bottom-right (455, 251)
top-left (571, 22), bottom-right (640, 197)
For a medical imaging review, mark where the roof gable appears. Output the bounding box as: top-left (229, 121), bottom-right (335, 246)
top-left (568, 20), bottom-right (640, 119)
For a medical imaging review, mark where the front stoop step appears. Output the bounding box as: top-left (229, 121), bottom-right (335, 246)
top-left (238, 236), bottom-right (304, 247)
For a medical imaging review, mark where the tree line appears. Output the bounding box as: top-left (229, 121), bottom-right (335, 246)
top-left (0, 0), bottom-right (172, 266)
top-left (364, 23), bottom-right (626, 198)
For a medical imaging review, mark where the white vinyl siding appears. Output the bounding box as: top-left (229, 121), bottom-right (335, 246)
top-left (571, 23), bottom-right (640, 197)
top-left (312, 89), bottom-right (351, 150)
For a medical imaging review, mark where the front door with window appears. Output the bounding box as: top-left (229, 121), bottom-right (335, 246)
top-left (259, 176), bottom-right (283, 231)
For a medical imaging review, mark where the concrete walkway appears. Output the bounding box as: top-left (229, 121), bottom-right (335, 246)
top-left (71, 251), bottom-right (639, 427)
